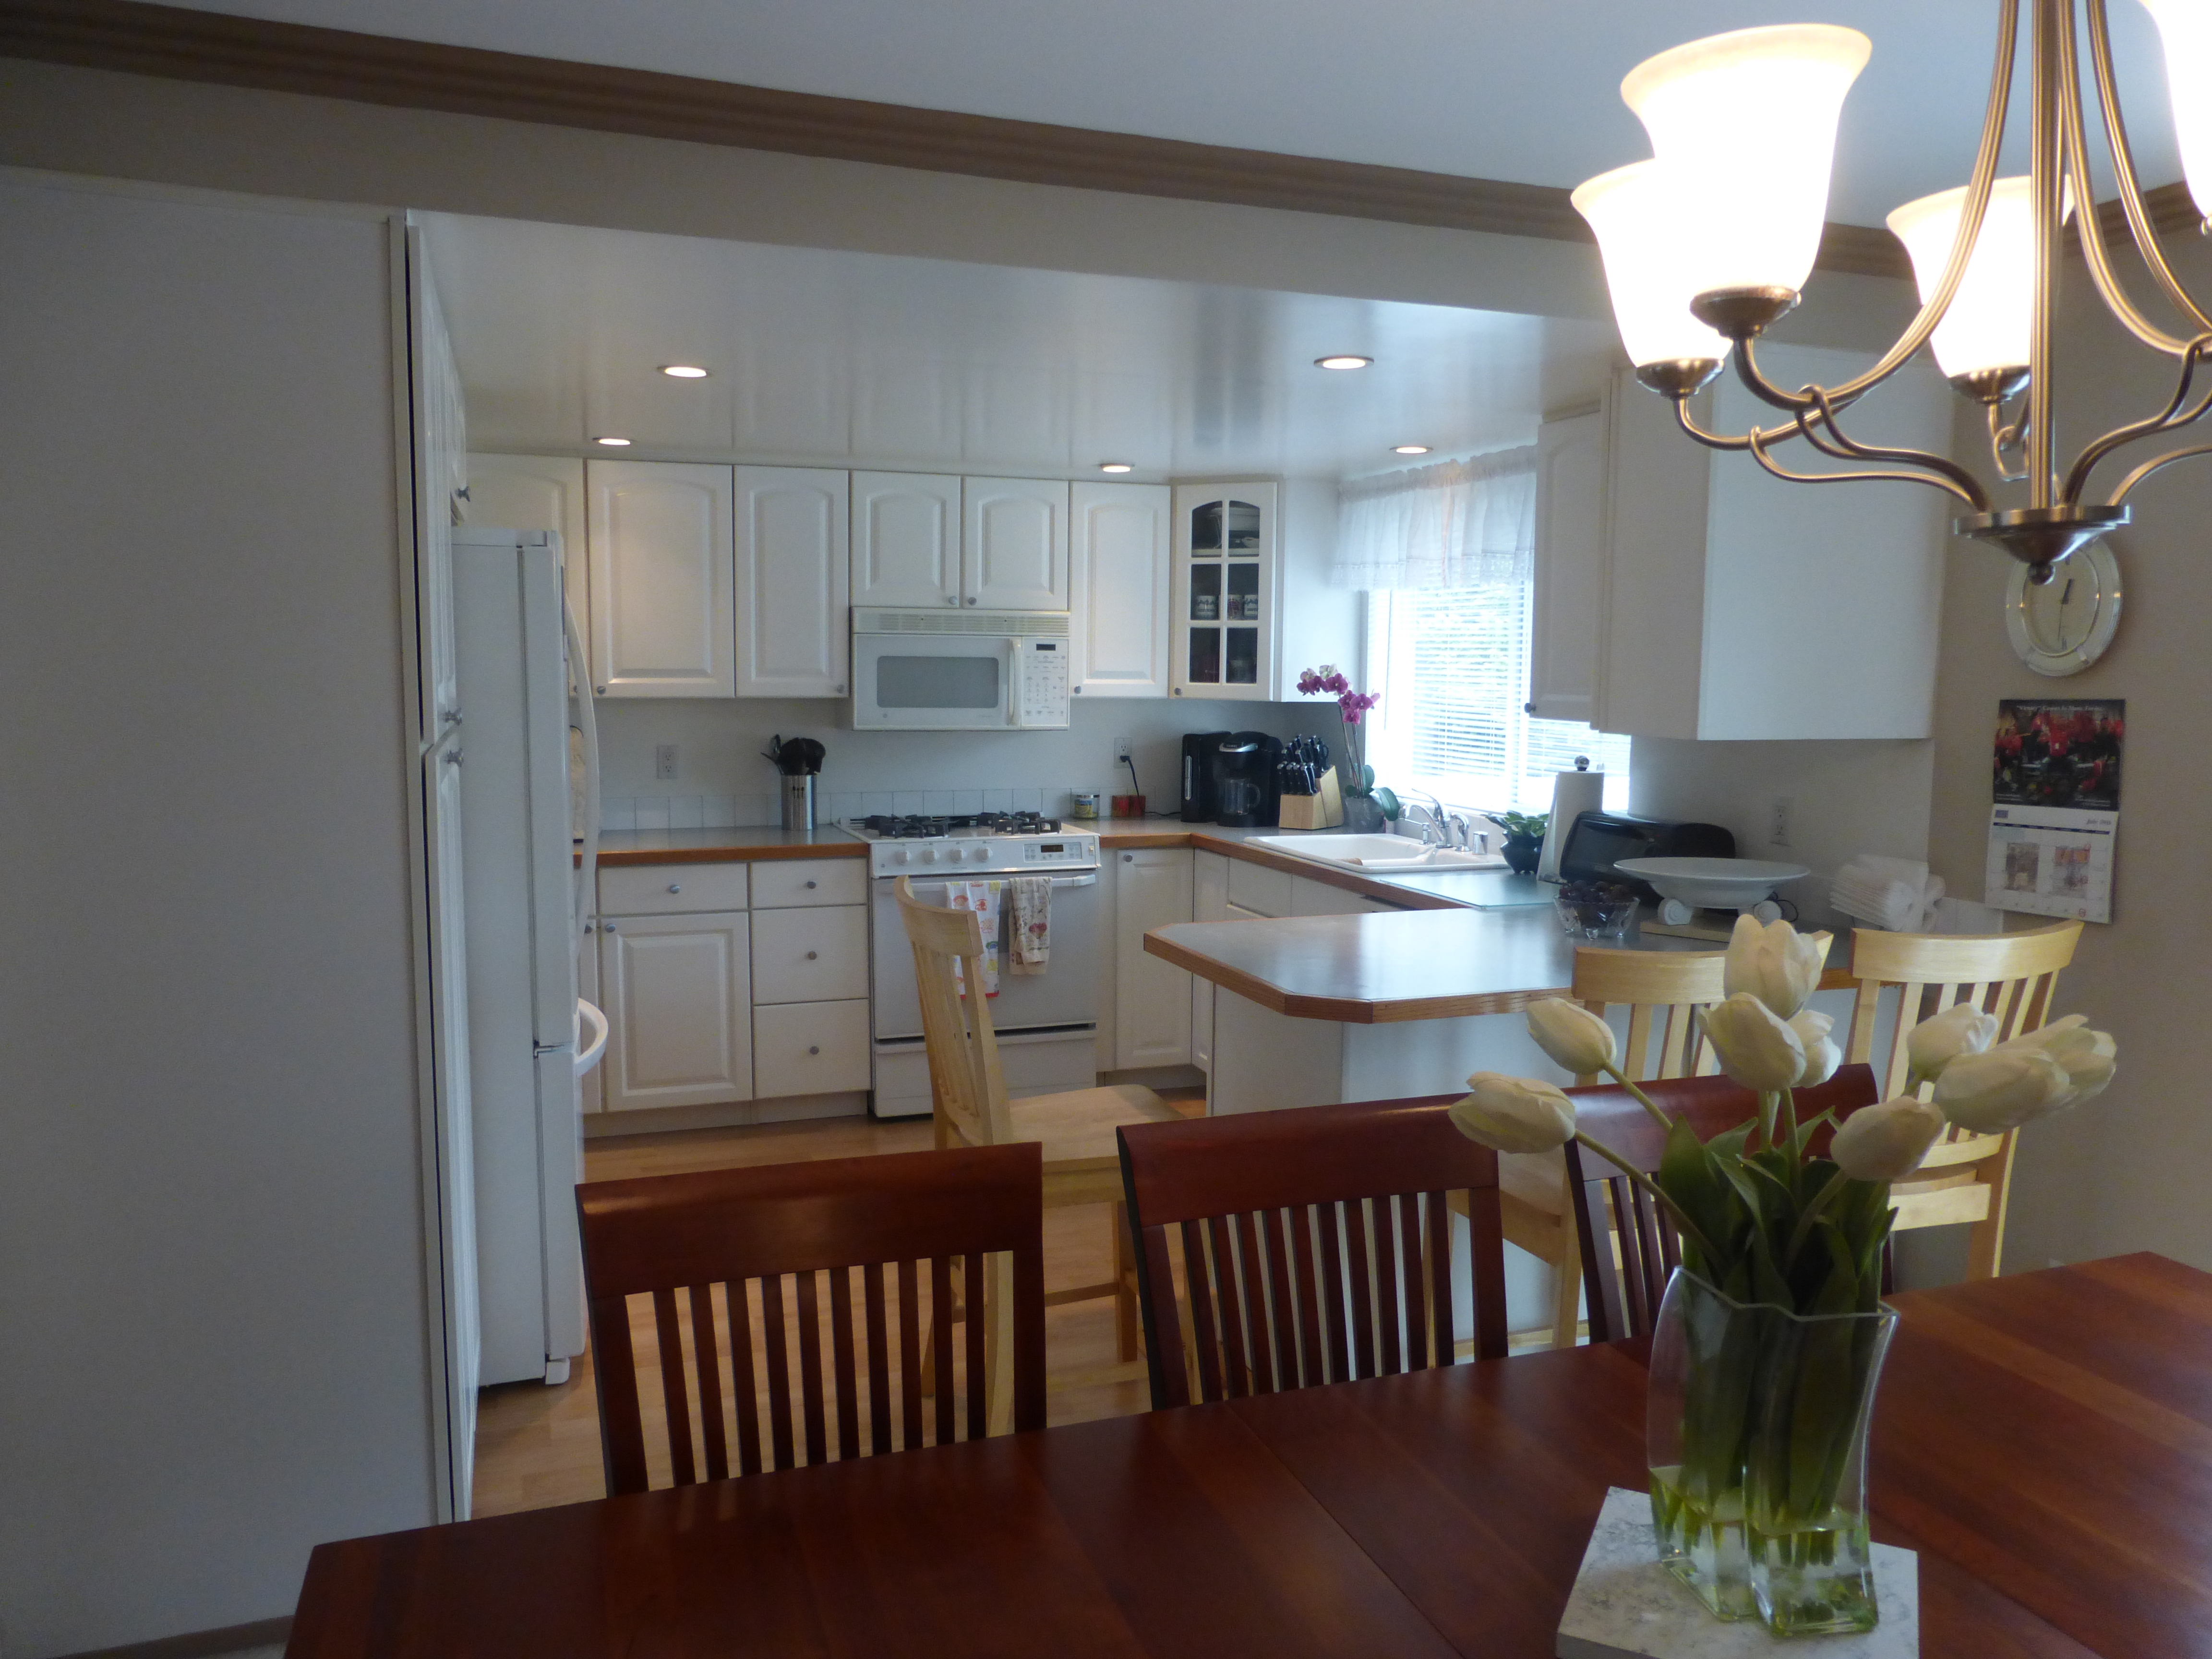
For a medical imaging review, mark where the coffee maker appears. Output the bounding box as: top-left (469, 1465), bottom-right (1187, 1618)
top-left (1178, 730), bottom-right (1232, 822)
top-left (1213, 732), bottom-right (1283, 827)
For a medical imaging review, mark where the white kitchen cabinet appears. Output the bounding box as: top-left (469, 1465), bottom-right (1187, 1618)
top-left (1224, 856), bottom-right (1294, 918)
top-left (463, 454), bottom-right (589, 640)
top-left (1070, 481), bottom-right (1171, 698)
top-left (750, 858), bottom-right (867, 908)
top-left (853, 471), bottom-right (962, 608)
top-left (962, 476), bottom-right (1069, 611)
top-left (1529, 404), bottom-right (1607, 725)
top-left (597, 911), bottom-right (753, 1111)
top-left (1170, 480), bottom-right (1355, 703)
top-left (1114, 847), bottom-right (1194, 1069)
top-left (586, 459), bottom-right (734, 698)
top-left (754, 1000), bottom-right (872, 1098)
top-left (1289, 874), bottom-right (1401, 916)
top-left (408, 233), bottom-right (466, 747)
top-left (735, 466), bottom-right (850, 698)
top-left (1190, 850), bottom-right (1229, 1074)
top-left (749, 906), bottom-right (869, 1005)
top-left (1595, 345), bottom-right (1948, 739)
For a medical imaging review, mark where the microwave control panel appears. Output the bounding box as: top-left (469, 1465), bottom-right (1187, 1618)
top-left (1013, 638), bottom-right (1070, 727)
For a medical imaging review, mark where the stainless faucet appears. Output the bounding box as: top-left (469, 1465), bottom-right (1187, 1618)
top-left (1396, 789), bottom-right (1452, 849)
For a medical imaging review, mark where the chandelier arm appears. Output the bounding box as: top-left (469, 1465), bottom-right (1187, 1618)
top-left (2085, 0), bottom-right (2212, 337)
top-left (2108, 442), bottom-right (2212, 505)
top-left (1741, 424), bottom-right (1984, 507)
top-left (1799, 389), bottom-right (1994, 508)
top-left (2062, 337), bottom-right (2212, 502)
top-left (1988, 401), bottom-right (2029, 483)
top-left (2059, 5), bottom-right (2197, 355)
top-left (1817, 0), bottom-right (2020, 405)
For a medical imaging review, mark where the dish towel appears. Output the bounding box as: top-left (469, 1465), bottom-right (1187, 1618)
top-left (1008, 876), bottom-right (1051, 975)
top-left (949, 880), bottom-right (1002, 998)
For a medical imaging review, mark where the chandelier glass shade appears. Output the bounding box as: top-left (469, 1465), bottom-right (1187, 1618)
top-left (1575, 0), bottom-right (2212, 580)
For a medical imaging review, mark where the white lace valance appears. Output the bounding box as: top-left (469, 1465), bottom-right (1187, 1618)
top-left (1331, 447), bottom-right (1538, 590)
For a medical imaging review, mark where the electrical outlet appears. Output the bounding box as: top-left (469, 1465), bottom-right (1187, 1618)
top-left (1767, 794), bottom-right (1793, 848)
top-left (1115, 735), bottom-right (1132, 761)
top-left (655, 743), bottom-right (679, 782)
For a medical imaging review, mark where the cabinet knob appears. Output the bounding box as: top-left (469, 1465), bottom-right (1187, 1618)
top-left (602, 922), bottom-right (617, 933)
top-left (947, 596), bottom-right (959, 606)
top-left (805, 879), bottom-right (817, 889)
top-left (834, 684), bottom-right (846, 694)
top-left (444, 748), bottom-right (464, 766)
top-left (808, 1046), bottom-right (820, 1056)
top-left (965, 597), bottom-right (977, 605)
top-left (1123, 853), bottom-right (1134, 863)
top-left (667, 883), bottom-right (682, 893)
top-left (805, 950), bottom-right (818, 960)
top-left (595, 685), bottom-right (608, 696)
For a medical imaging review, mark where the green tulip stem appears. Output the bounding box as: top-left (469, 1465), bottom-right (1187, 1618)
top-left (1569, 1130), bottom-right (1726, 1267)
top-left (1784, 1166), bottom-right (1855, 1268)
top-left (1599, 1062), bottom-right (1676, 1131)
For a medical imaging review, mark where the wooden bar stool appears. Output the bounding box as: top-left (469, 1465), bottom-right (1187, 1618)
top-left (896, 876), bottom-right (1180, 1406)
top-left (1844, 920), bottom-right (2080, 1277)
top-left (1501, 947), bottom-right (1728, 1348)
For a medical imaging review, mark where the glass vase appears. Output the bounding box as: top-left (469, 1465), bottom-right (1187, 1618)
top-left (1340, 792), bottom-right (1387, 833)
top-left (1647, 1270), bottom-right (1897, 1635)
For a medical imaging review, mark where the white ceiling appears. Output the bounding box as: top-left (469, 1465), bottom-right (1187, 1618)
top-left (169, 1), bottom-right (2181, 227)
top-left (422, 213), bottom-right (1620, 480)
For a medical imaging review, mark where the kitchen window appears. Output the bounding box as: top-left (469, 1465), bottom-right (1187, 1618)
top-left (1336, 448), bottom-right (1629, 819)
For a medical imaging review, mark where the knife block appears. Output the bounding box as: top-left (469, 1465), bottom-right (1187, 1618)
top-left (1277, 770), bottom-right (1344, 831)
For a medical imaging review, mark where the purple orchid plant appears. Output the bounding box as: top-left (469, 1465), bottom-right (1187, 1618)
top-left (1296, 665), bottom-right (1393, 813)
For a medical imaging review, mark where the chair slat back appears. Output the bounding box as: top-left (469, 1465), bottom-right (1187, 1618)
top-left (895, 875), bottom-right (1014, 1149)
top-left (578, 1143), bottom-right (1045, 1495)
top-left (1570, 947), bottom-right (1729, 1082)
top-left (1118, 1095), bottom-right (1508, 1409)
top-left (1563, 1067), bottom-right (1882, 1342)
top-left (1844, 922), bottom-right (2080, 1100)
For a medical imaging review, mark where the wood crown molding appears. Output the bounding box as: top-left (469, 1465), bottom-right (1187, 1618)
top-left (0, 0), bottom-right (1916, 278)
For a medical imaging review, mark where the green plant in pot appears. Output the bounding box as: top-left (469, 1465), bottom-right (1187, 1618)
top-left (1295, 666), bottom-right (1394, 831)
top-left (1489, 810), bottom-right (1548, 874)
top-left (1444, 917), bottom-right (2117, 1636)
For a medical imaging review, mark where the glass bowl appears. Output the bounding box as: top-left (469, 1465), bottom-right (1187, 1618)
top-left (1554, 881), bottom-right (1640, 939)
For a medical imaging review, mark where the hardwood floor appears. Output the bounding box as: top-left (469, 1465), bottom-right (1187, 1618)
top-left (473, 1098), bottom-right (1201, 1518)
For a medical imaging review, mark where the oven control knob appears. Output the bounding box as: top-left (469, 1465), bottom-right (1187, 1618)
top-left (890, 847), bottom-right (907, 865)
top-left (969, 845), bottom-right (990, 863)
top-left (918, 847), bottom-right (938, 864)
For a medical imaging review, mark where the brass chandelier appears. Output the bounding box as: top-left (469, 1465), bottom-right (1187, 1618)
top-left (1572, 0), bottom-right (2212, 581)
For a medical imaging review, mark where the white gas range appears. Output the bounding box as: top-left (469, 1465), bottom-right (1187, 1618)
top-left (850, 813), bottom-right (1104, 1118)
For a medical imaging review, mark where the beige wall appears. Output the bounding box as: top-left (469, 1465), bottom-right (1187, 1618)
top-left (1926, 235), bottom-right (2212, 1274)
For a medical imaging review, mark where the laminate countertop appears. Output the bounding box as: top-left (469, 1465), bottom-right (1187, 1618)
top-left (591, 826), bottom-right (867, 866)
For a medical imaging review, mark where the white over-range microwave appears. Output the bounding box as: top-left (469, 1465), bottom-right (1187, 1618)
top-left (851, 608), bottom-right (1073, 731)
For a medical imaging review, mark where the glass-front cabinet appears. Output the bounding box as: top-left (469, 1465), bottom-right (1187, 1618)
top-left (1171, 481), bottom-right (1277, 700)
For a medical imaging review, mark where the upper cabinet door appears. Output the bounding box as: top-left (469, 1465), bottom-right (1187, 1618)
top-left (586, 460), bottom-right (734, 697)
top-left (735, 466), bottom-right (850, 698)
top-left (1170, 481), bottom-right (1276, 701)
top-left (962, 477), bottom-right (1070, 611)
top-left (852, 472), bottom-right (962, 609)
top-left (1529, 407), bottom-right (1607, 725)
top-left (464, 453), bottom-right (589, 633)
top-left (1070, 481), bottom-right (1170, 698)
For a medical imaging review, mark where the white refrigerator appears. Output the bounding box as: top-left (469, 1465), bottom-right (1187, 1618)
top-left (453, 527), bottom-right (602, 1388)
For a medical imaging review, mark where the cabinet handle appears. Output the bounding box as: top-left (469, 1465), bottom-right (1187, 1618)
top-left (834, 684), bottom-right (846, 694)
top-left (602, 922), bottom-right (617, 933)
top-left (595, 685), bottom-right (608, 696)
top-left (808, 1046), bottom-right (820, 1056)
top-left (964, 597), bottom-right (977, 605)
top-left (805, 950), bottom-right (818, 960)
top-left (444, 748), bottom-right (464, 766)
top-left (805, 879), bottom-right (817, 889)
top-left (667, 883), bottom-right (682, 893)
top-left (1123, 853), bottom-right (1134, 863)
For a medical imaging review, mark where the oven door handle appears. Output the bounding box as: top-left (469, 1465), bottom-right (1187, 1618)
top-left (881, 871), bottom-right (1098, 890)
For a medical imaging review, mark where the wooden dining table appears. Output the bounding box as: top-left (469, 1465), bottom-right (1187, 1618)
top-left (289, 1254), bottom-right (2212, 1657)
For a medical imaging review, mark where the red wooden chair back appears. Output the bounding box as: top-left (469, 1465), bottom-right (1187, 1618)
top-left (1118, 1095), bottom-right (1508, 1409)
top-left (1563, 1066), bottom-right (1880, 1343)
top-left (577, 1142), bottom-right (1045, 1495)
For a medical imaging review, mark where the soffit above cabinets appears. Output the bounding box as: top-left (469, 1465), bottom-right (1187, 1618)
top-left (420, 212), bottom-right (1618, 481)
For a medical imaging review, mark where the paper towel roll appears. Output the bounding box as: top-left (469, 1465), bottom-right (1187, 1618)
top-left (1538, 765), bottom-right (1607, 881)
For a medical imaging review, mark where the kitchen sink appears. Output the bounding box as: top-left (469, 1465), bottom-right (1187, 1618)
top-left (1242, 833), bottom-right (1493, 870)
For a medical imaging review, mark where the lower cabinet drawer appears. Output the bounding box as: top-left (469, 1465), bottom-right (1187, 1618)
top-left (750, 905), bottom-right (868, 1004)
top-left (753, 999), bottom-right (871, 1098)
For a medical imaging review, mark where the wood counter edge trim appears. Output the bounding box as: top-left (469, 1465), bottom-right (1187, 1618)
top-left (0, 0), bottom-right (1918, 276)
top-left (1142, 927), bottom-right (1571, 1023)
top-left (587, 842), bottom-right (868, 866)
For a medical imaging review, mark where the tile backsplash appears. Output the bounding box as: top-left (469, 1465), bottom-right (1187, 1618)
top-left (601, 785), bottom-right (1084, 833)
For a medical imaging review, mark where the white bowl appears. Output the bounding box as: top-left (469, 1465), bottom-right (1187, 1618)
top-left (1614, 856), bottom-right (1809, 910)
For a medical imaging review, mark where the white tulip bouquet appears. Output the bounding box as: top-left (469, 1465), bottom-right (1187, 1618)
top-left (1445, 915), bottom-right (2116, 1632)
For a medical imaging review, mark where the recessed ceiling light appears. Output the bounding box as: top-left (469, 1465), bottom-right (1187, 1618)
top-left (660, 364), bottom-right (710, 379)
top-left (1316, 354), bottom-right (1373, 371)
top-left (1098, 462), bottom-right (1134, 473)
top-left (594, 436), bottom-right (632, 447)
top-left (1393, 444), bottom-right (1431, 456)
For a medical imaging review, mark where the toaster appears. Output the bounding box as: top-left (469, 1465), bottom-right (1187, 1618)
top-left (1557, 812), bottom-right (1736, 901)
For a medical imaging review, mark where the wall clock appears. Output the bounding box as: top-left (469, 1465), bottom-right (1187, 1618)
top-left (2005, 539), bottom-right (2122, 677)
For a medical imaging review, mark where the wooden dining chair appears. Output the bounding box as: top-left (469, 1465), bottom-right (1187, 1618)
top-left (897, 875), bottom-right (1180, 1365)
top-left (577, 1142), bottom-right (1046, 1496)
top-left (1118, 1095), bottom-right (1509, 1409)
top-left (1562, 1066), bottom-right (1881, 1342)
top-left (1844, 921), bottom-right (2080, 1278)
top-left (1501, 948), bottom-right (1730, 1349)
